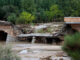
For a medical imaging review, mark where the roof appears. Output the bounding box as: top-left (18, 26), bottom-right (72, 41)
top-left (0, 20), bottom-right (12, 25)
top-left (64, 17), bottom-right (80, 24)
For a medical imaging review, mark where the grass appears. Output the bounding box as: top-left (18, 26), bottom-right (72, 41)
top-left (0, 46), bottom-right (21, 60)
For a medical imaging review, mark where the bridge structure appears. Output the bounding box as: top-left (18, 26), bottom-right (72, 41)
top-left (17, 33), bottom-right (54, 43)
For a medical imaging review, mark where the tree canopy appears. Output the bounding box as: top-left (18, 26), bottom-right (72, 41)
top-left (0, 0), bottom-right (80, 24)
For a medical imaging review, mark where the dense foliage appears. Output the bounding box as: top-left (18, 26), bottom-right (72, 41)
top-left (0, 0), bottom-right (80, 24)
top-left (16, 11), bottom-right (35, 24)
top-left (62, 33), bottom-right (80, 60)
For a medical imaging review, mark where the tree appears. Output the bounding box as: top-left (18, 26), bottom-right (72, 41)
top-left (62, 32), bottom-right (80, 60)
top-left (7, 13), bottom-right (17, 24)
top-left (21, 0), bottom-right (36, 13)
top-left (16, 11), bottom-right (35, 24)
top-left (0, 5), bottom-right (19, 20)
top-left (46, 4), bottom-right (64, 21)
top-left (0, 0), bottom-right (80, 22)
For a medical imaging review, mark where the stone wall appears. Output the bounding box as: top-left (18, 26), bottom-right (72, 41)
top-left (0, 25), bottom-right (14, 36)
top-left (0, 25), bottom-right (17, 42)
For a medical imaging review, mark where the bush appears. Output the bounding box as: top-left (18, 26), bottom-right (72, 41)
top-left (62, 32), bottom-right (80, 60)
top-left (0, 46), bottom-right (20, 60)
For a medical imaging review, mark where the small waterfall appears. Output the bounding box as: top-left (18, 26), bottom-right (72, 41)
top-left (31, 36), bottom-right (36, 44)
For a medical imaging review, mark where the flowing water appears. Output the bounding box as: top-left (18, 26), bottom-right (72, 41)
top-left (0, 41), bottom-right (71, 60)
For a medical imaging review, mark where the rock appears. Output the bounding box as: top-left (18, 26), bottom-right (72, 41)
top-left (19, 50), bottom-right (28, 54)
top-left (32, 50), bottom-right (41, 53)
top-left (51, 57), bottom-right (71, 60)
top-left (40, 56), bottom-right (51, 60)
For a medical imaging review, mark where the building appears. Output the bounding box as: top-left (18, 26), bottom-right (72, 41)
top-left (64, 17), bottom-right (80, 32)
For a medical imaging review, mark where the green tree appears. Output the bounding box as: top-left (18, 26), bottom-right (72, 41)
top-left (0, 5), bottom-right (19, 20)
top-left (46, 4), bottom-right (63, 21)
top-left (0, 0), bottom-right (80, 22)
top-left (62, 32), bottom-right (80, 60)
top-left (16, 11), bottom-right (35, 24)
top-left (21, 0), bottom-right (36, 13)
top-left (7, 13), bottom-right (17, 24)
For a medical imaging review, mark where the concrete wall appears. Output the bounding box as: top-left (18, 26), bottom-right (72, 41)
top-left (64, 17), bottom-right (80, 22)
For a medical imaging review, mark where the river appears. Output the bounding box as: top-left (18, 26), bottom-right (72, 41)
top-left (0, 41), bottom-right (70, 60)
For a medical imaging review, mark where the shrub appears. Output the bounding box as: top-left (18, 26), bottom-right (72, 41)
top-left (62, 32), bottom-right (80, 60)
top-left (0, 46), bottom-right (20, 60)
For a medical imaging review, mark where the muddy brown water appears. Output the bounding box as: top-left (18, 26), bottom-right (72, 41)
top-left (0, 41), bottom-right (70, 60)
